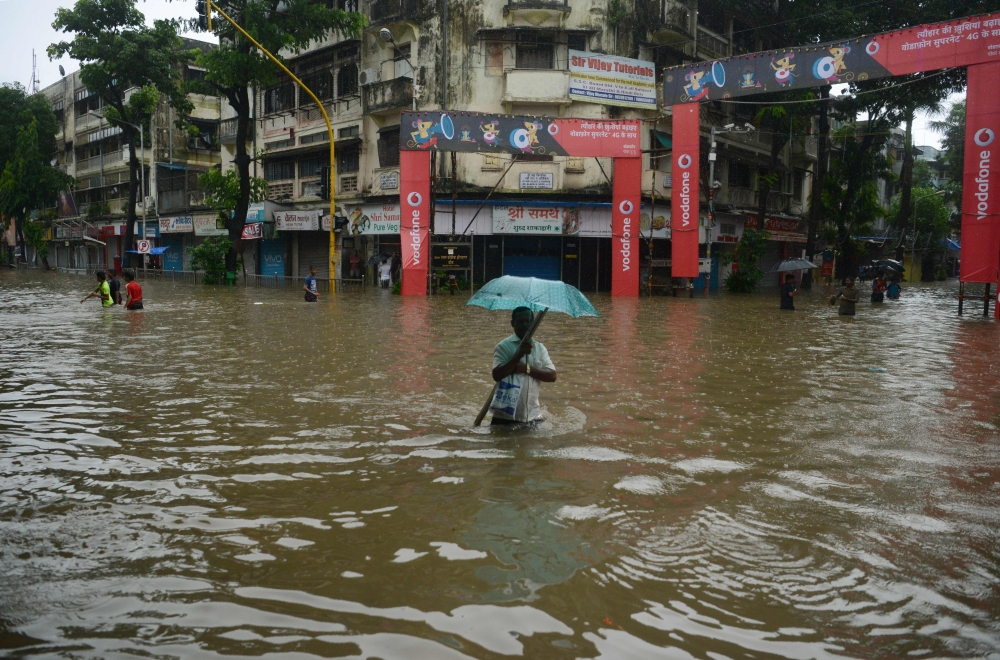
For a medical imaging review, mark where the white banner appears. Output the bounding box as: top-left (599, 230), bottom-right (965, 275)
top-left (193, 214), bottom-right (227, 236)
top-left (569, 50), bottom-right (657, 110)
top-left (274, 210), bottom-right (320, 231)
top-left (493, 206), bottom-right (579, 235)
top-left (343, 203), bottom-right (401, 235)
top-left (159, 216), bottom-right (193, 234)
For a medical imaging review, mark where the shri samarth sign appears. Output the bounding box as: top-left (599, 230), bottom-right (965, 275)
top-left (493, 206), bottom-right (580, 235)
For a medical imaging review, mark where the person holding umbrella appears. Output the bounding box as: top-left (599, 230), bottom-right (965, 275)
top-left (490, 306), bottom-right (557, 425)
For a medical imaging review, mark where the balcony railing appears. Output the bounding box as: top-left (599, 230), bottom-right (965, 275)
top-left (696, 26), bottom-right (729, 59)
top-left (505, 0), bottom-right (570, 11)
top-left (76, 150), bottom-right (124, 173)
top-left (362, 77), bottom-right (414, 115)
top-left (723, 186), bottom-right (792, 214)
top-left (367, 0), bottom-right (423, 25)
top-left (219, 117), bottom-right (240, 144)
top-left (661, 0), bottom-right (690, 33)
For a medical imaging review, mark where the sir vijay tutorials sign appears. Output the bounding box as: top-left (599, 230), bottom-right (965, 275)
top-left (569, 51), bottom-right (657, 110)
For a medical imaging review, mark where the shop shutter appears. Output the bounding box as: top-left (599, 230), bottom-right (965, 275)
top-left (297, 231), bottom-right (330, 279)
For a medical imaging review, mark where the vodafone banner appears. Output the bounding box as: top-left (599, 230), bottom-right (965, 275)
top-left (671, 104), bottom-right (700, 278)
top-left (960, 61), bottom-right (1000, 286)
top-left (612, 158), bottom-right (641, 296)
top-left (400, 150), bottom-right (431, 295)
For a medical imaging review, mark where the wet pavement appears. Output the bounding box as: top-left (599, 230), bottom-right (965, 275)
top-left (1, 270), bottom-right (999, 658)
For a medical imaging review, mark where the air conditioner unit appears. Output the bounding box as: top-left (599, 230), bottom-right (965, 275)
top-left (358, 68), bottom-right (379, 86)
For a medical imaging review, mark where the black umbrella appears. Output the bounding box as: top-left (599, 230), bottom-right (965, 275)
top-left (872, 259), bottom-right (904, 273)
top-left (367, 253), bottom-right (389, 265)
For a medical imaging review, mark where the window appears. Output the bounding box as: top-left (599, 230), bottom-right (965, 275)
top-left (264, 83), bottom-right (295, 114)
top-left (338, 146), bottom-right (360, 173)
top-left (339, 125), bottom-right (360, 138)
top-left (265, 160), bottom-right (296, 181)
top-left (394, 43), bottom-right (413, 79)
top-left (75, 93), bottom-right (101, 118)
top-left (377, 128), bottom-right (400, 168)
top-left (337, 63), bottom-right (359, 97)
top-left (337, 0), bottom-right (358, 11)
top-left (188, 121), bottom-right (217, 150)
top-left (266, 137), bottom-right (295, 150)
top-left (300, 71), bottom-right (333, 102)
top-left (300, 155), bottom-right (326, 178)
top-left (187, 67), bottom-right (207, 84)
top-left (516, 153), bottom-right (553, 162)
top-left (485, 41), bottom-right (504, 77)
top-left (728, 160), bottom-right (752, 188)
top-left (793, 172), bottom-right (804, 199)
top-left (300, 132), bottom-right (329, 145)
top-left (568, 33), bottom-right (587, 52)
top-left (516, 43), bottom-right (553, 69)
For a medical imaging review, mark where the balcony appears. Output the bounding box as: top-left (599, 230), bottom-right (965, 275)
top-left (648, 0), bottom-right (690, 48)
top-left (502, 69), bottom-right (569, 106)
top-left (366, 0), bottom-right (427, 26)
top-left (76, 150), bottom-right (124, 173)
top-left (723, 186), bottom-right (793, 214)
top-left (696, 25), bottom-right (730, 60)
top-left (219, 118), bottom-right (240, 144)
top-left (362, 77), bottom-right (414, 115)
top-left (504, 0), bottom-right (570, 14)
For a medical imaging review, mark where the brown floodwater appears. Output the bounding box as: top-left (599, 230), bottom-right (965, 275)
top-left (1, 269), bottom-right (999, 659)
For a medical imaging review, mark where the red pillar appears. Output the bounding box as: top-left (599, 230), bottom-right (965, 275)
top-left (611, 157), bottom-right (642, 297)
top-left (671, 103), bottom-right (700, 278)
top-left (399, 149), bottom-right (431, 295)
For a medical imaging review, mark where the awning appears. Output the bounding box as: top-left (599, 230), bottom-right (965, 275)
top-left (653, 131), bottom-right (672, 149)
top-left (127, 246), bottom-right (170, 255)
top-left (946, 238), bottom-right (960, 251)
top-left (155, 162), bottom-right (188, 171)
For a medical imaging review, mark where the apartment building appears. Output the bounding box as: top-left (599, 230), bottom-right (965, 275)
top-left (225, 0), bottom-right (814, 291)
top-left (38, 39), bottom-right (223, 272)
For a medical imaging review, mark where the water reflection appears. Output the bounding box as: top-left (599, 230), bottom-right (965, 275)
top-left (1, 271), bottom-right (998, 658)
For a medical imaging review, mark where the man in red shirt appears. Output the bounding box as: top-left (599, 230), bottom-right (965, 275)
top-left (123, 269), bottom-right (143, 310)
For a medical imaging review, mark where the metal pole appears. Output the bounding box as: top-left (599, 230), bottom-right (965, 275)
top-left (470, 231), bottom-right (475, 297)
top-left (140, 122), bottom-right (146, 232)
top-left (958, 280), bottom-right (964, 315)
top-left (984, 283), bottom-right (991, 318)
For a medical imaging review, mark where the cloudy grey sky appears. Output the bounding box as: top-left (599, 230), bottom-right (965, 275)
top-left (0, 0), bottom-right (963, 148)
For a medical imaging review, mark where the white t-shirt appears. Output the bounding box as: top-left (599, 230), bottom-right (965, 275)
top-left (490, 334), bottom-right (555, 422)
top-left (379, 262), bottom-right (392, 280)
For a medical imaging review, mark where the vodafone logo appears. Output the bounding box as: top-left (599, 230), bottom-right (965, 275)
top-left (866, 40), bottom-right (880, 55)
top-left (677, 154), bottom-right (693, 169)
top-left (407, 191), bottom-right (423, 206)
top-left (619, 200), bottom-right (634, 215)
top-left (975, 128), bottom-right (995, 147)
top-left (618, 200), bottom-right (634, 272)
top-left (547, 123), bottom-right (559, 136)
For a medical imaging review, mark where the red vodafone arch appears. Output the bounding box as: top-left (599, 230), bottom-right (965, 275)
top-left (398, 112), bottom-right (642, 297)
top-left (663, 13), bottom-right (1000, 315)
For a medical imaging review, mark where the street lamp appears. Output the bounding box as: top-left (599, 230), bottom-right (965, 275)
top-left (380, 28), bottom-right (419, 111)
top-left (908, 188), bottom-right (946, 282)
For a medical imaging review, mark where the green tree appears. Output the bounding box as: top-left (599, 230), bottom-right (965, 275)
top-left (0, 118), bottom-right (72, 266)
top-left (889, 186), bottom-right (950, 250)
top-left (724, 227), bottom-right (770, 293)
top-left (190, 0), bottom-right (365, 272)
top-left (930, 101), bottom-right (965, 207)
top-left (911, 159), bottom-right (935, 189)
top-left (189, 235), bottom-right (234, 284)
top-left (22, 220), bottom-right (52, 269)
top-left (49, 0), bottom-right (193, 268)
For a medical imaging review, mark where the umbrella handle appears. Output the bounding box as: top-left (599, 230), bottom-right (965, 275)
top-left (474, 308), bottom-right (548, 426)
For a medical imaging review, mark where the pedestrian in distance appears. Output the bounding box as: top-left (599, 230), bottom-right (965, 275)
top-left (349, 250), bottom-right (361, 279)
top-left (490, 306), bottom-right (557, 426)
top-left (378, 259), bottom-right (392, 289)
top-left (81, 270), bottom-right (113, 307)
top-left (780, 274), bottom-right (798, 310)
top-left (830, 277), bottom-right (860, 316)
top-left (887, 278), bottom-right (902, 300)
top-left (303, 266), bottom-right (319, 302)
top-left (107, 268), bottom-right (122, 305)
top-left (123, 269), bottom-right (143, 310)
top-left (871, 273), bottom-right (887, 303)
top-left (391, 251), bottom-right (402, 282)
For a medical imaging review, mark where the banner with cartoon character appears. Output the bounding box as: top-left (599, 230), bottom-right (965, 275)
top-left (960, 60), bottom-right (1000, 294)
top-left (400, 150), bottom-right (431, 295)
top-left (663, 13), bottom-right (1000, 106)
top-left (670, 104), bottom-right (700, 279)
top-left (342, 204), bottom-right (401, 235)
top-left (400, 112), bottom-right (641, 158)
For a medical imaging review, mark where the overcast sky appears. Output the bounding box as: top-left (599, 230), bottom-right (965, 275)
top-left (0, 0), bottom-right (963, 149)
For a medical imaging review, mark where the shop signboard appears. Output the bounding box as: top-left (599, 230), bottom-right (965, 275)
top-left (274, 210), bottom-right (320, 231)
top-left (342, 203), bottom-right (402, 235)
top-left (519, 172), bottom-right (554, 189)
top-left (569, 50), bottom-right (657, 110)
top-left (400, 111), bottom-right (641, 158)
top-left (159, 216), bottom-right (193, 234)
top-left (242, 222), bottom-right (264, 240)
top-left (247, 203), bottom-right (267, 224)
top-left (193, 214), bottom-right (228, 236)
top-left (493, 205), bottom-right (580, 235)
top-left (432, 244), bottom-right (471, 269)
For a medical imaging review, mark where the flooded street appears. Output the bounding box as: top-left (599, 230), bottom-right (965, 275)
top-left (1, 270), bottom-right (999, 658)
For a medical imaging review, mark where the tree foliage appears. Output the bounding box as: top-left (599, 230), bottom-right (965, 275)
top-left (199, 167), bottom-right (268, 225)
top-left (724, 229), bottom-right (770, 293)
top-left (930, 101), bottom-right (966, 207)
top-left (49, 0), bottom-right (193, 267)
top-left (189, 236), bottom-right (234, 284)
top-left (189, 0), bottom-right (365, 271)
top-left (889, 186), bottom-right (950, 249)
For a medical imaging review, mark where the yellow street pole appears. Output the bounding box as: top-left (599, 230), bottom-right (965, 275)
top-left (206, 1), bottom-right (338, 291)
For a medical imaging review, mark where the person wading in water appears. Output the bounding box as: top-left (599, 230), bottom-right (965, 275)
top-left (490, 306), bottom-right (557, 426)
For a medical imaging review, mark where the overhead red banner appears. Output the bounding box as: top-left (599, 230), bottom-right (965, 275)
top-left (400, 112), bottom-right (640, 158)
top-left (399, 149), bottom-right (430, 295)
top-left (869, 15), bottom-right (1000, 76)
top-left (671, 104), bottom-right (700, 278)
top-left (612, 157), bottom-right (641, 296)
top-left (960, 60), bottom-right (1000, 285)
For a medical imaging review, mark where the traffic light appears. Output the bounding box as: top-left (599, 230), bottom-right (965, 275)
top-left (318, 165), bottom-right (330, 200)
top-left (196, 0), bottom-right (211, 31)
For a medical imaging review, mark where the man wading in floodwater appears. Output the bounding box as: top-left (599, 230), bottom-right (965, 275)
top-left (490, 307), bottom-right (557, 426)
